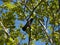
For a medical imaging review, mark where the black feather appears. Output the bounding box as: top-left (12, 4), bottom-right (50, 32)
top-left (22, 18), bottom-right (33, 31)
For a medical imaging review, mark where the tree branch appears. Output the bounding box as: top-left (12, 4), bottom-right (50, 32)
top-left (0, 21), bottom-right (9, 36)
top-left (39, 20), bottom-right (53, 44)
top-left (27, 1), bottom-right (42, 21)
top-left (28, 28), bottom-right (31, 45)
top-left (0, 21), bottom-right (6, 30)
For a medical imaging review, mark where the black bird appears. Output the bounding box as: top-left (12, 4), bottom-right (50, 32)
top-left (22, 18), bottom-right (33, 31)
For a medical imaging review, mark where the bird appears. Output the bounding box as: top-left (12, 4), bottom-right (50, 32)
top-left (22, 18), bottom-right (33, 31)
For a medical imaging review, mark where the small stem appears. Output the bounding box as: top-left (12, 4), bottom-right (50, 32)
top-left (46, 17), bottom-right (49, 29)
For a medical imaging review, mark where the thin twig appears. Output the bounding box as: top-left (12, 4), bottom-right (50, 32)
top-left (20, 2), bottom-right (32, 12)
top-left (46, 17), bottom-right (49, 29)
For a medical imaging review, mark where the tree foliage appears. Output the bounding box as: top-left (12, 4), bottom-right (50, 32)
top-left (0, 0), bottom-right (60, 45)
